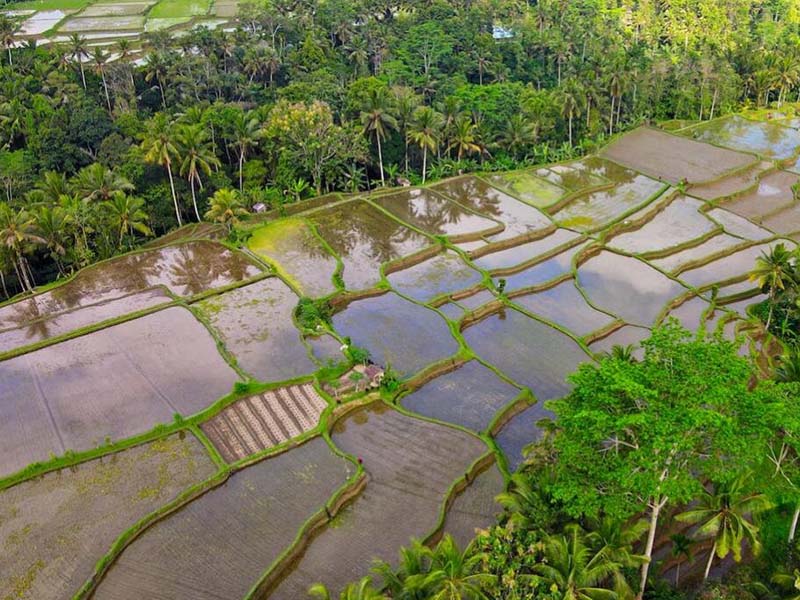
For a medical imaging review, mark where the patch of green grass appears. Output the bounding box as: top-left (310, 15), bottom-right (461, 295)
top-left (13, 0), bottom-right (89, 10)
top-left (147, 0), bottom-right (208, 18)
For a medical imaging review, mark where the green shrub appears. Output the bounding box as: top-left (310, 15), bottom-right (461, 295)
top-left (295, 297), bottom-right (332, 330)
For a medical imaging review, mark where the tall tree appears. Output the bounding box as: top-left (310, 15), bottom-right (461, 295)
top-left (141, 113), bottom-right (182, 226)
top-left (408, 106), bottom-right (442, 184)
top-left (177, 124), bottom-right (220, 221)
top-left (68, 33), bottom-right (88, 89)
top-left (360, 87), bottom-right (397, 186)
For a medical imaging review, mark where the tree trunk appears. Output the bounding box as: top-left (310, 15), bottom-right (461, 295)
top-left (166, 161), bottom-right (182, 227)
top-left (239, 151), bottom-right (245, 192)
top-left (0, 269), bottom-right (8, 298)
top-left (7, 47), bottom-right (11, 68)
top-left (637, 497), bottom-right (666, 600)
top-left (377, 133), bottom-right (385, 186)
top-left (79, 59), bottom-right (86, 89)
top-left (704, 541), bottom-right (717, 581)
top-left (609, 96), bottom-right (615, 135)
top-left (190, 177), bottom-right (201, 221)
top-left (422, 146), bottom-right (428, 184)
top-left (568, 115), bottom-right (573, 146)
top-left (789, 505), bottom-right (800, 542)
top-left (675, 561), bottom-right (681, 587)
top-left (101, 71), bottom-right (111, 112)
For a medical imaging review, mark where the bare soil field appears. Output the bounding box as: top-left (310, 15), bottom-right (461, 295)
top-left (602, 127), bottom-right (757, 184)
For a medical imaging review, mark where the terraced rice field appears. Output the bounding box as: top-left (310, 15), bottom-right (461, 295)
top-left (196, 278), bottom-right (317, 381)
top-left (308, 200), bottom-right (433, 291)
top-left (93, 438), bottom-right (354, 600)
top-left (2, 112), bottom-right (794, 599)
top-left (200, 383), bottom-right (328, 462)
top-left (265, 404), bottom-right (486, 598)
top-left (0, 434), bottom-right (215, 600)
top-left (0, 307), bottom-right (238, 477)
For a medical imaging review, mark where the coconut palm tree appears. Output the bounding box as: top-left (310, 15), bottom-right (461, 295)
top-left (417, 534), bottom-right (495, 599)
top-left (143, 51), bottom-right (169, 108)
top-left (448, 116), bottom-right (481, 161)
top-left (533, 525), bottom-right (619, 600)
top-left (72, 163), bottom-right (134, 203)
top-left (309, 576), bottom-right (387, 600)
top-left (361, 87), bottom-right (397, 187)
top-left (775, 348), bottom-right (800, 383)
top-left (229, 111), bottom-right (261, 192)
top-left (495, 114), bottom-right (538, 160)
top-left (204, 188), bottom-right (248, 232)
top-left (408, 106), bottom-right (443, 184)
top-left (393, 86), bottom-right (420, 173)
top-left (561, 87), bottom-right (581, 147)
top-left (772, 569), bottom-right (800, 600)
top-left (749, 243), bottom-right (795, 330)
top-left (669, 534), bottom-right (693, 587)
top-left (32, 204), bottom-right (72, 276)
top-left (372, 538), bottom-right (433, 599)
top-left (177, 124), bottom-right (220, 222)
top-left (141, 113), bottom-right (182, 226)
top-left (676, 475), bottom-right (774, 581)
top-left (115, 39), bottom-right (135, 88)
top-left (35, 171), bottom-right (70, 203)
top-left (586, 517), bottom-right (648, 599)
top-left (0, 203), bottom-right (45, 292)
top-left (68, 33), bottom-right (88, 89)
top-left (101, 193), bottom-right (152, 248)
top-left (0, 15), bottom-right (19, 68)
top-left (90, 46), bottom-right (112, 111)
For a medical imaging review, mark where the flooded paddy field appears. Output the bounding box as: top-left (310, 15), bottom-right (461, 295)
top-left (3, 120), bottom-right (792, 597)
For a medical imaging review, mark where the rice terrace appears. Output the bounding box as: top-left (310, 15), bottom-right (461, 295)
top-left (4, 108), bottom-right (800, 597)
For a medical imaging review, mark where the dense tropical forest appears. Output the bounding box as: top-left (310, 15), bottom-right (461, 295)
top-left (2, 0), bottom-right (800, 294)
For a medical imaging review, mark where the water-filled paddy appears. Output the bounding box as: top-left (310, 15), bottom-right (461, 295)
top-left (684, 115), bottom-right (800, 160)
top-left (0, 288), bottom-right (170, 354)
top-left (388, 251), bottom-right (483, 302)
top-left (678, 242), bottom-right (788, 288)
top-left (400, 360), bottom-right (520, 432)
top-left (0, 433), bottom-right (215, 600)
top-left (484, 170), bottom-right (565, 208)
top-left (93, 438), bottom-right (354, 600)
top-left (331, 292), bottom-right (459, 377)
top-left (59, 14), bottom-right (144, 29)
top-left (555, 161), bottom-right (666, 232)
top-left (536, 163), bottom-right (608, 192)
top-left (471, 228), bottom-right (581, 272)
top-left (197, 278), bottom-right (317, 382)
top-left (662, 295), bottom-right (711, 331)
top-left (495, 243), bottom-right (585, 293)
top-left (607, 196), bottom-right (718, 254)
top-left (588, 324), bottom-right (650, 357)
top-left (0, 307), bottom-right (238, 477)
top-left (577, 251), bottom-right (687, 325)
top-left (428, 176), bottom-right (553, 241)
top-left (267, 404), bottom-right (486, 598)
top-left (688, 161), bottom-right (774, 201)
top-left (308, 199), bottom-right (433, 291)
top-left (462, 307), bottom-right (589, 401)
top-left (442, 464), bottom-right (504, 549)
top-left (706, 207), bottom-right (777, 239)
top-left (602, 127), bottom-right (756, 183)
top-left (371, 189), bottom-right (501, 239)
top-left (512, 279), bottom-right (617, 337)
top-left (248, 218), bottom-right (338, 297)
top-left (720, 170), bottom-right (799, 219)
top-left (649, 233), bottom-right (748, 273)
top-left (493, 403), bottom-right (551, 471)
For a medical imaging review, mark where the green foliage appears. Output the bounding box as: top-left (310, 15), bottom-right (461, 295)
top-left (295, 297), bottom-right (332, 330)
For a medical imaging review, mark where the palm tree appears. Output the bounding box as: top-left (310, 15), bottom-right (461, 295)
top-left (101, 193), bottom-right (152, 248)
top-left (561, 87), bottom-right (581, 147)
top-left (496, 472), bottom-right (553, 531)
top-left (229, 111), bottom-right (260, 192)
top-left (309, 576), bottom-right (387, 600)
top-left (749, 243), bottom-right (795, 330)
top-left (775, 348), bottom-right (800, 382)
top-left (605, 344), bottom-right (637, 363)
top-left (177, 124), bottom-right (220, 222)
top-left (676, 476), bottom-right (774, 581)
top-left (669, 534), bottom-right (693, 587)
top-left (533, 525), bottom-right (619, 600)
top-left (408, 106), bottom-right (443, 184)
top-left (361, 87), bottom-right (397, 187)
top-left (417, 534), bottom-right (495, 599)
top-left (586, 517), bottom-right (648, 599)
top-left (141, 113), bottom-right (182, 226)
top-left (115, 39), bottom-right (135, 88)
top-left (393, 86), bottom-right (420, 174)
top-left (35, 171), bottom-right (70, 203)
top-left (772, 569), bottom-right (800, 600)
top-left (68, 33), bottom-right (88, 89)
top-left (143, 51), bottom-right (169, 108)
top-left (496, 114), bottom-right (538, 160)
top-left (204, 188), bottom-right (248, 232)
top-left (0, 15), bottom-right (19, 68)
top-left (448, 116), bottom-right (481, 161)
top-left (372, 538), bottom-right (433, 599)
top-left (33, 204), bottom-right (72, 276)
top-left (72, 163), bottom-right (134, 203)
top-left (0, 203), bottom-right (45, 292)
top-left (90, 46), bottom-right (112, 111)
